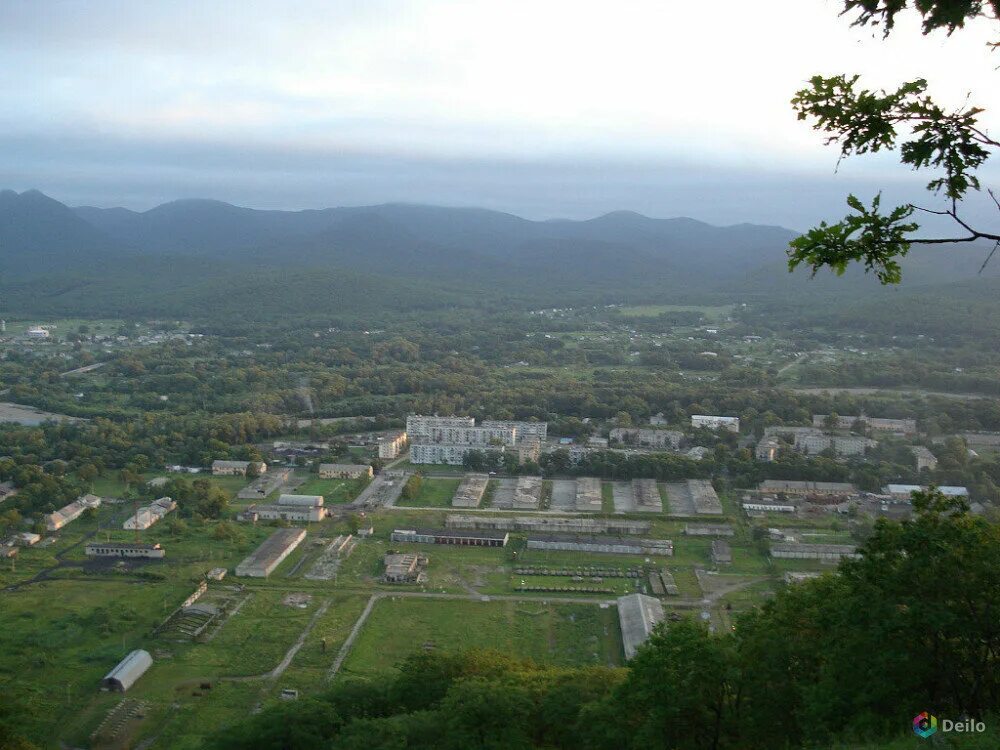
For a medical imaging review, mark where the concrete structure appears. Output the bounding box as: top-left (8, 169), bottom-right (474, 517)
top-left (684, 524), bottom-right (735, 537)
top-left (575, 477), bottom-right (603, 512)
top-left (711, 539), bottom-right (732, 565)
top-left (911, 446), bottom-right (938, 471)
top-left (884, 484), bottom-right (968, 502)
top-left (610, 428), bottom-right (683, 450)
top-left (632, 479), bottom-right (662, 512)
top-left (123, 497), bottom-right (176, 530)
top-left (25, 326), bottom-right (50, 339)
top-left (770, 542), bottom-right (859, 561)
top-left (513, 476), bottom-right (543, 509)
top-left (383, 552), bottom-right (428, 583)
top-left (318, 463), bottom-right (373, 480)
top-left (691, 415), bottom-right (740, 433)
top-left (688, 479), bottom-right (723, 514)
top-left (101, 650), bottom-right (153, 692)
top-left (617, 594), bottom-right (665, 659)
top-left (85, 542), bottom-right (165, 559)
top-left (390, 528), bottom-right (509, 547)
top-left (446, 514), bottom-right (650, 535)
top-left (526, 534), bottom-right (673, 556)
top-left (758, 480), bottom-right (856, 497)
top-left (239, 504), bottom-right (324, 523)
top-left (235, 528), bottom-right (307, 577)
top-left (813, 415), bottom-right (917, 434)
top-left (377, 432), bottom-right (408, 459)
top-left (212, 460), bottom-right (265, 476)
top-left (277, 493), bottom-right (325, 507)
top-left (45, 494), bottom-right (102, 531)
top-left (206, 567), bottom-right (227, 580)
top-left (452, 473), bottom-right (490, 508)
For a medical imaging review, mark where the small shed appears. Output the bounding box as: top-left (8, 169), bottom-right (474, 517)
top-left (101, 649), bottom-right (153, 692)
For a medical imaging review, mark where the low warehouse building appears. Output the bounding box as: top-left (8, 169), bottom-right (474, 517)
top-left (101, 650), bottom-right (153, 692)
top-left (85, 542), bottom-right (165, 559)
top-left (238, 504), bottom-right (324, 523)
top-left (684, 524), bottom-right (735, 537)
top-left (770, 542), bottom-right (859, 561)
top-left (758, 480), bottom-right (856, 497)
top-left (526, 534), bottom-right (672, 556)
top-left (618, 593), bottom-right (665, 659)
top-left (390, 528), bottom-right (509, 547)
top-left (277, 494), bottom-right (325, 507)
top-left (318, 463), bottom-right (373, 480)
top-left (45, 494), bottom-right (102, 531)
top-left (235, 528), bottom-right (307, 577)
top-left (446, 514), bottom-right (650, 535)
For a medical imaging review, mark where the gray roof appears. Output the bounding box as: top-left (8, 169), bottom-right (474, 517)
top-left (102, 649), bottom-right (153, 692)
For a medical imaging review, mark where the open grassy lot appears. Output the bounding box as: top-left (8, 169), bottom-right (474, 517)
top-left (291, 476), bottom-right (368, 503)
top-left (394, 477), bottom-right (461, 508)
top-left (340, 597), bottom-right (623, 678)
top-left (614, 304), bottom-right (733, 321)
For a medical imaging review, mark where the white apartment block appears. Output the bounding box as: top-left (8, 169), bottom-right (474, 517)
top-left (406, 415), bottom-right (475, 441)
top-left (481, 420), bottom-right (548, 441)
top-left (410, 443), bottom-right (477, 465)
top-left (609, 428), bottom-right (683, 449)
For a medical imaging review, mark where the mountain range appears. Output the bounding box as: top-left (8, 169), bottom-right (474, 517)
top-left (1, 188), bottom-right (997, 321)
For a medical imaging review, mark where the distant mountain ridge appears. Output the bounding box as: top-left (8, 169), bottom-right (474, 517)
top-left (1, 188), bottom-right (996, 320)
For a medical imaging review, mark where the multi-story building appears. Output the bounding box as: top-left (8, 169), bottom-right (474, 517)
top-left (405, 415), bottom-right (475, 441)
top-left (812, 415), bottom-right (918, 434)
top-left (318, 463), bottom-right (373, 480)
top-left (211, 460), bottom-right (266, 476)
top-left (481, 420), bottom-right (548, 441)
top-left (610, 428), bottom-right (683, 450)
top-left (377, 432), bottom-right (408, 459)
top-left (911, 446), bottom-right (938, 471)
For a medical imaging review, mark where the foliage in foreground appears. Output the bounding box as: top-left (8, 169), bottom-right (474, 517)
top-left (201, 490), bottom-right (1000, 750)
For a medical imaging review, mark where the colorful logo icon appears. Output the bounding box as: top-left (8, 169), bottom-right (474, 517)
top-left (913, 712), bottom-right (938, 738)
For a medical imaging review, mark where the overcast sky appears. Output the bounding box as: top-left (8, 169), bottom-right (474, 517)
top-left (1, 0), bottom-right (997, 227)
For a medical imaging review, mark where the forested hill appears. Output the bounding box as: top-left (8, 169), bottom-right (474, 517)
top-left (3, 188), bottom-right (999, 321)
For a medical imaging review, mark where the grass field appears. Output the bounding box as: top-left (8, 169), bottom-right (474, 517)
top-left (292, 476), bottom-right (368, 503)
top-left (339, 597), bottom-right (623, 678)
top-left (394, 477), bottom-right (461, 507)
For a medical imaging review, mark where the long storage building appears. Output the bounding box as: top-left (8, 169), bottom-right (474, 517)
top-left (235, 528), bottom-right (307, 577)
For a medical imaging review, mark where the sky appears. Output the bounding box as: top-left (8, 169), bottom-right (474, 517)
top-left (1, 0), bottom-right (997, 227)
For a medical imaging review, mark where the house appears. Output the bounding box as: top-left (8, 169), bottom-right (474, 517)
top-left (318, 463), bottom-right (373, 480)
top-left (911, 446), bottom-right (938, 471)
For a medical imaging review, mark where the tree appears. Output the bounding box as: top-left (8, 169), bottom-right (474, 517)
top-left (789, 0), bottom-right (999, 284)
